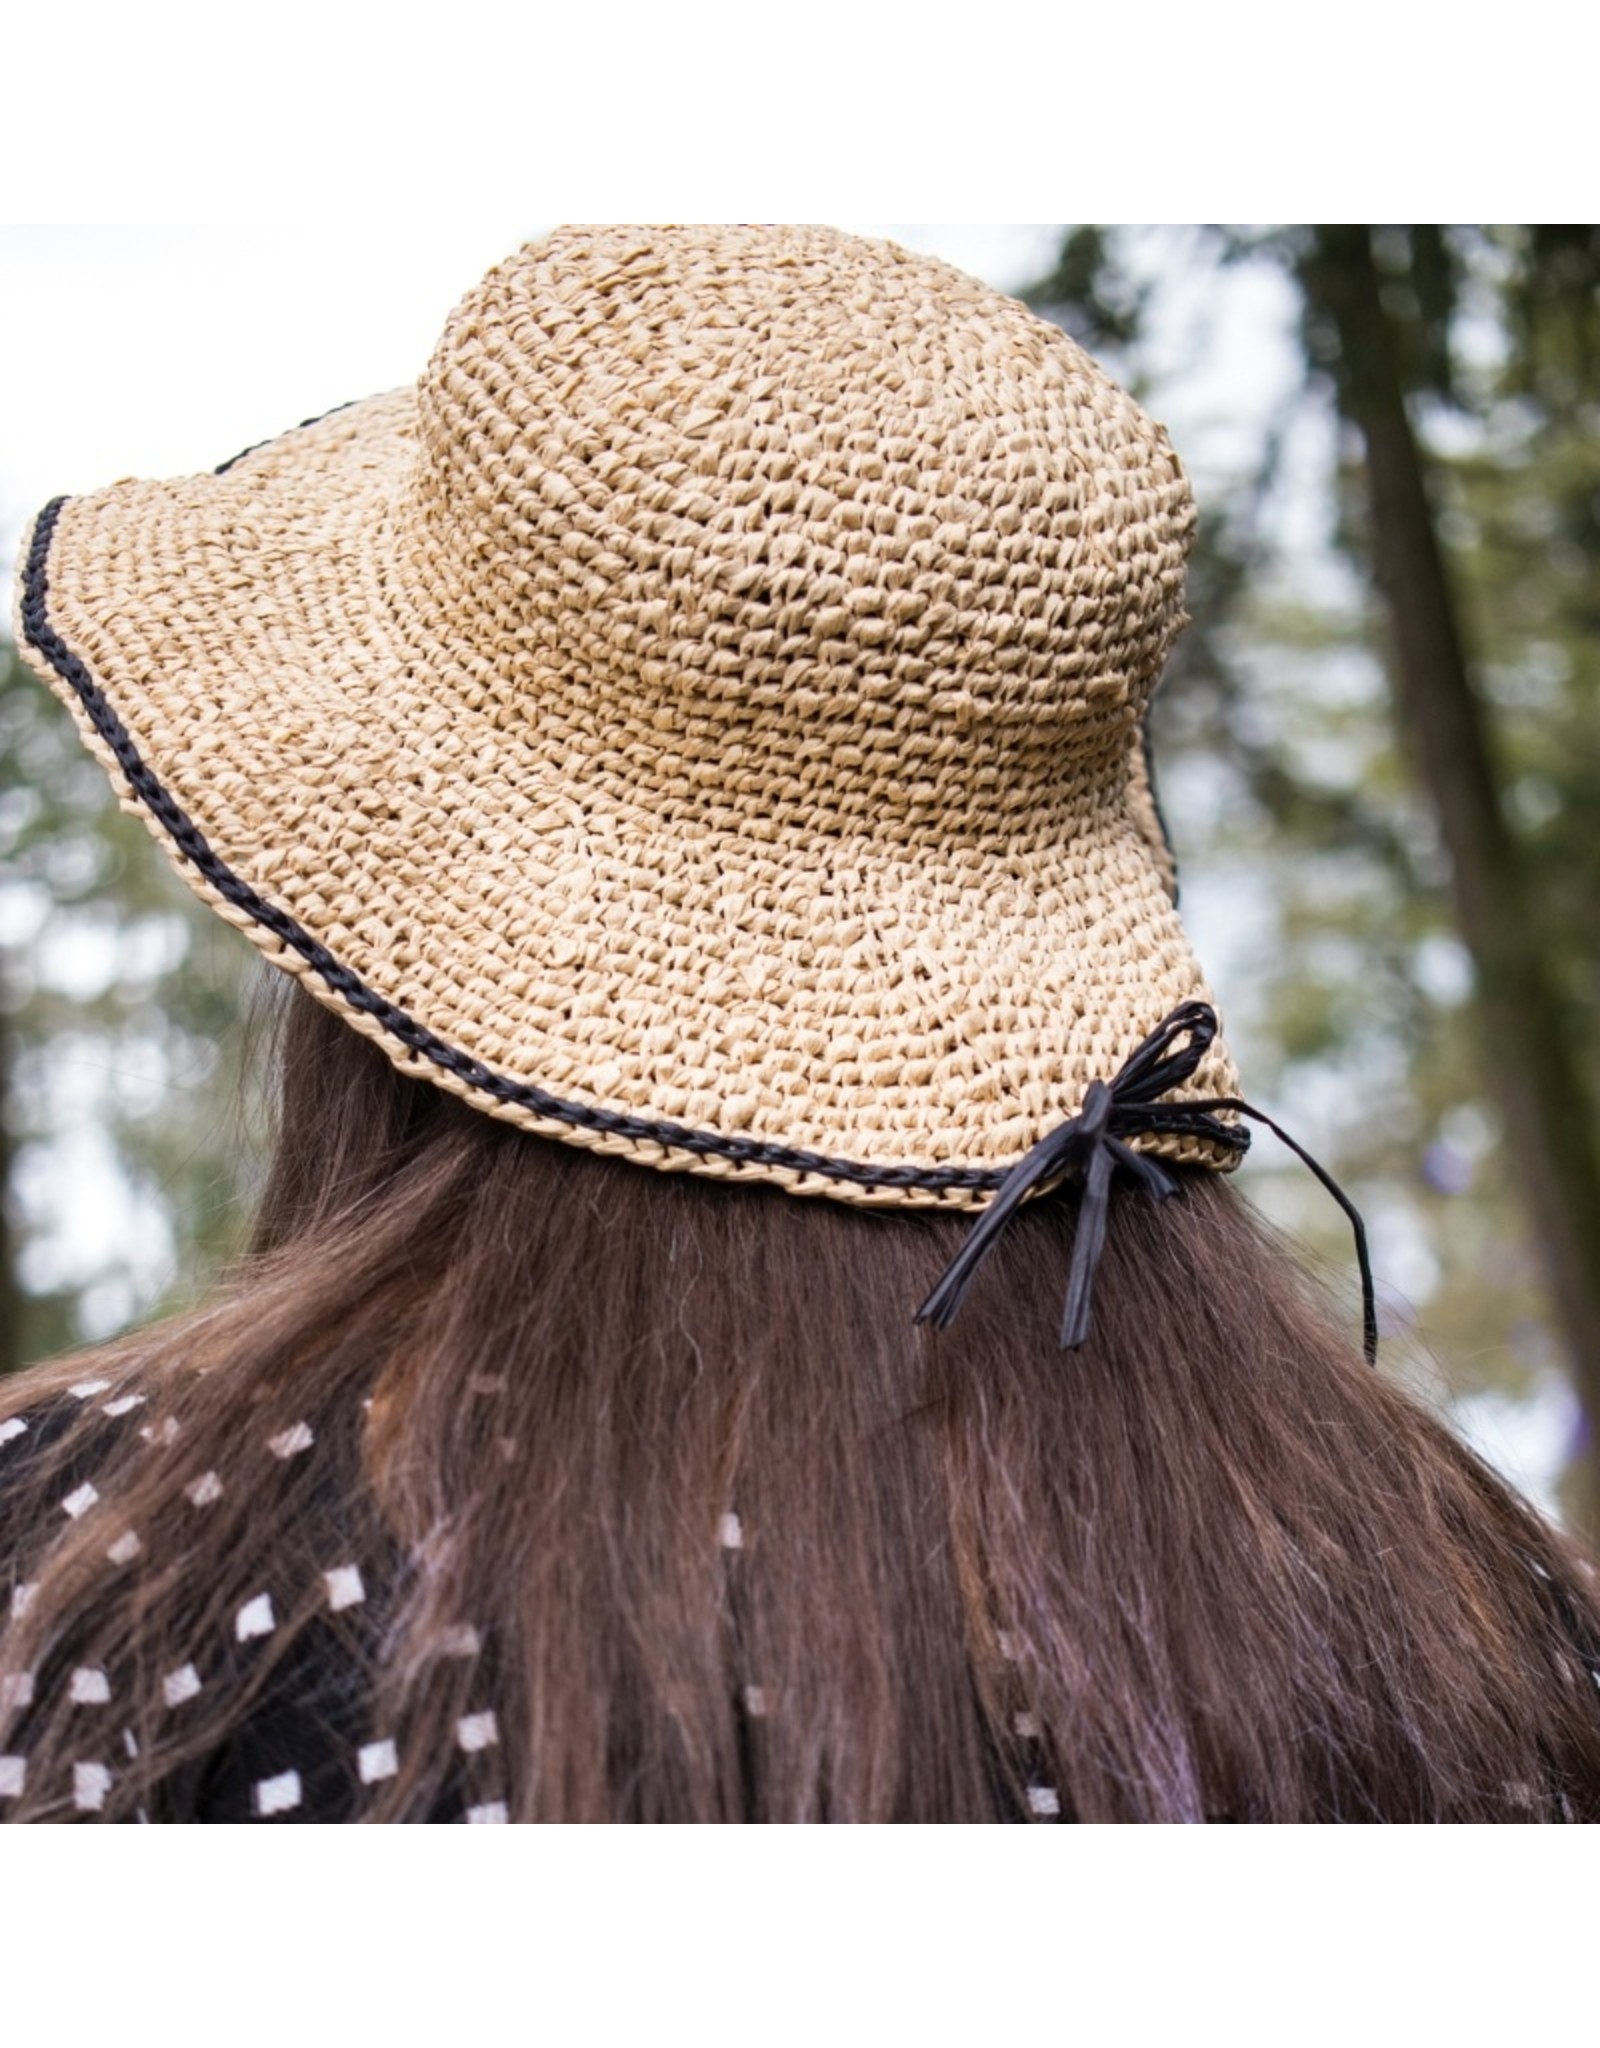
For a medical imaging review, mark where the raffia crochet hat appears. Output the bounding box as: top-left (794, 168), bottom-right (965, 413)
top-left (20, 224), bottom-right (1284, 1326)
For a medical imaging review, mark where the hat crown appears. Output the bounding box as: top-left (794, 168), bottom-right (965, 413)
top-left (403, 225), bottom-right (1195, 835)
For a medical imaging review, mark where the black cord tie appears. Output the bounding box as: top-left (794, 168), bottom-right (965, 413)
top-left (915, 1001), bottom-right (1378, 1366)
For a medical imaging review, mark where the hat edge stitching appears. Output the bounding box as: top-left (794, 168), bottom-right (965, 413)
top-left (18, 493), bottom-right (1014, 1203)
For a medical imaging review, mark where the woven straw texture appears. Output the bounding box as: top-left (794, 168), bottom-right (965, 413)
top-left (16, 223), bottom-right (1239, 1210)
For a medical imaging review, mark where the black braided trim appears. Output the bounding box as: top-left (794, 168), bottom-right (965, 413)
top-left (22, 493), bottom-right (1085, 1199)
top-left (213, 398), bottom-right (365, 476)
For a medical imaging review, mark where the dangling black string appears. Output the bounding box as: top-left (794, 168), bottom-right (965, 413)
top-left (914, 1002), bottom-right (1378, 1366)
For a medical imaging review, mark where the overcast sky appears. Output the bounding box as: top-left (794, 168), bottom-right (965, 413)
top-left (0, 225), bottom-right (1065, 570)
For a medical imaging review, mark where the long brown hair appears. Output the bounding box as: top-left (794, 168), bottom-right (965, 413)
top-left (4, 978), bottom-right (1600, 1822)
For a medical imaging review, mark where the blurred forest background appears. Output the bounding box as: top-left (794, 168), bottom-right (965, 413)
top-left (2, 223), bottom-right (1598, 1529)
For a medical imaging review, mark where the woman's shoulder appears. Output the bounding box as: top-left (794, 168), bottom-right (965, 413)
top-left (1, 1370), bottom-right (157, 1557)
top-left (0, 1364), bottom-right (461, 1822)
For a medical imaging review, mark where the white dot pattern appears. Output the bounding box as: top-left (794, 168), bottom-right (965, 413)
top-left (0, 1392), bottom-right (522, 1824)
top-left (1, 1672), bottom-right (36, 1710)
top-left (235, 1593), bottom-right (276, 1642)
top-left (74, 1761), bottom-right (112, 1811)
top-left (162, 1664), bottom-right (203, 1708)
top-left (0, 1386), bottom-right (1073, 1824)
top-left (267, 1422), bottom-right (314, 1461)
top-left (456, 1711), bottom-right (499, 1755)
top-left (357, 1739), bottom-right (398, 1784)
top-left (324, 1564), bottom-right (365, 1612)
top-left (254, 1769), bottom-right (302, 1817)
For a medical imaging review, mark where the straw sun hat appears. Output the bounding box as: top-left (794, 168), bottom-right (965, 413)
top-left (16, 223), bottom-right (1252, 1260)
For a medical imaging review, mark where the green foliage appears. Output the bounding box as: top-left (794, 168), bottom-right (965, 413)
top-left (1022, 227), bottom-right (1600, 1493)
top-left (0, 636), bottom-right (255, 1374)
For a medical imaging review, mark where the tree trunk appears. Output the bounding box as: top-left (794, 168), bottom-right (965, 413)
top-left (1303, 224), bottom-right (1600, 1534)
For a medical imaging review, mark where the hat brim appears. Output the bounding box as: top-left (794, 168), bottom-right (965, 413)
top-left (16, 395), bottom-right (1241, 1211)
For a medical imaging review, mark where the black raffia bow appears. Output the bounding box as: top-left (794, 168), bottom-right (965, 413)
top-left (915, 1001), bottom-right (1378, 1365)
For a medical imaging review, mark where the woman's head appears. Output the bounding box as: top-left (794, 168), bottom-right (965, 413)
top-left (6, 227), bottom-right (1599, 1823)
